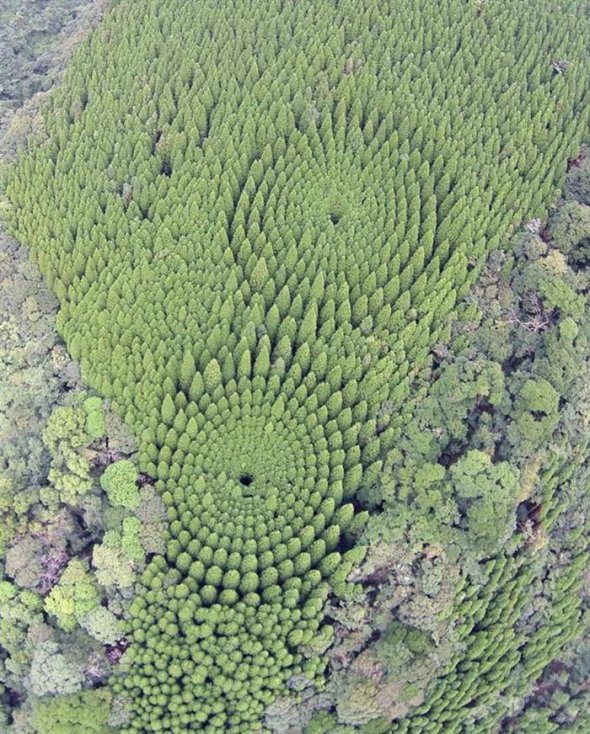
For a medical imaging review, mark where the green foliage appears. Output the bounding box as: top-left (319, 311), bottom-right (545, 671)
top-left (551, 200), bottom-right (590, 266)
top-left (99, 460), bottom-right (140, 510)
top-left (508, 377), bottom-right (561, 454)
top-left (3, 0), bottom-right (590, 731)
top-left (263, 159), bottom-right (590, 731)
top-left (450, 450), bottom-right (519, 554)
top-left (44, 559), bottom-right (99, 631)
top-left (0, 0), bottom-right (95, 138)
top-left (81, 605), bottom-right (124, 644)
top-left (566, 157), bottom-right (590, 206)
top-left (30, 689), bottom-right (111, 734)
top-left (83, 396), bottom-right (106, 439)
top-left (0, 581), bottom-right (45, 693)
top-left (0, 240), bottom-right (64, 554)
top-left (29, 641), bottom-right (85, 697)
top-left (42, 405), bottom-right (93, 505)
top-left (92, 539), bottom-right (137, 589)
top-left (501, 636), bottom-right (590, 734)
top-left (120, 516), bottom-right (144, 562)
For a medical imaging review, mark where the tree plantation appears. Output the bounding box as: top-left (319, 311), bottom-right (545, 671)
top-left (1, 0), bottom-right (589, 732)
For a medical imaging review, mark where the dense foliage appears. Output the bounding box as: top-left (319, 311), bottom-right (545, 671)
top-left (0, 0), bottom-right (106, 143)
top-left (2, 0), bottom-right (590, 732)
top-left (291, 189), bottom-right (590, 733)
top-left (1, 192), bottom-right (158, 729)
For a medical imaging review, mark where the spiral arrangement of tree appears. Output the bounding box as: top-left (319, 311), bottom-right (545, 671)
top-left (1, 1), bottom-right (589, 732)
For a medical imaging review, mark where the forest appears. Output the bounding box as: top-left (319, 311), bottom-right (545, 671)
top-left (0, 1), bottom-right (589, 732)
